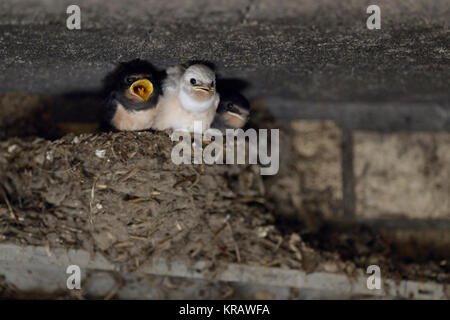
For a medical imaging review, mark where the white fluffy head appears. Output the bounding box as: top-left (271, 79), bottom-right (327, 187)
top-left (183, 64), bottom-right (215, 87)
top-left (179, 64), bottom-right (217, 112)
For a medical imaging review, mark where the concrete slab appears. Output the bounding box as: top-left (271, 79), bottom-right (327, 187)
top-left (0, 244), bottom-right (447, 299)
top-left (0, 0), bottom-right (448, 106)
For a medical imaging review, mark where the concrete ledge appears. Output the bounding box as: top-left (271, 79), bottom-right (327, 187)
top-left (0, 244), bottom-right (447, 299)
top-left (265, 100), bottom-right (450, 131)
top-left (1, 1), bottom-right (449, 104)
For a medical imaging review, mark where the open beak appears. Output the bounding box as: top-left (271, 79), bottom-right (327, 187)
top-left (130, 79), bottom-right (153, 101)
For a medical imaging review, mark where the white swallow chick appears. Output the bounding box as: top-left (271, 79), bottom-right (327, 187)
top-left (152, 64), bottom-right (220, 133)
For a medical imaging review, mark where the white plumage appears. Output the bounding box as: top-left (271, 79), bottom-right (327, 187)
top-left (152, 64), bottom-right (220, 133)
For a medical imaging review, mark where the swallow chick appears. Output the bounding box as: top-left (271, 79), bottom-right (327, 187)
top-left (211, 91), bottom-right (250, 133)
top-left (152, 63), bottom-right (219, 133)
top-left (101, 59), bottom-right (162, 131)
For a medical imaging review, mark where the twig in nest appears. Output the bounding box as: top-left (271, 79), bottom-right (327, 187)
top-left (147, 229), bottom-right (183, 262)
top-left (110, 135), bottom-right (118, 159)
top-left (114, 241), bottom-right (133, 248)
top-left (173, 174), bottom-right (196, 188)
top-left (88, 237), bottom-right (95, 260)
top-left (187, 167), bottom-right (201, 189)
top-left (265, 259), bottom-right (280, 267)
top-left (218, 246), bottom-right (234, 258)
top-left (259, 238), bottom-right (277, 249)
top-left (288, 233), bottom-right (303, 261)
top-left (214, 224), bottom-right (227, 240)
top-left (260, 236), bottom-right (282, 253)
top-left (129, 235), bottom-right (147, 241)
top-left (187, 174), bottom-right (200, 189)
top-left (88, 177), bottom-right (99, 226)
top-left (190, 246), bottom-right (202, 258)
top-left (154, 229), bottom-right (182, 251)
top-left (147, 223), bottom-right (162, 237)
top-left (274, 236), bottom-right (283, 252)
top-left (112, 254), bottom-right (127, 262)
top-left (119, 167), bottom-right (140, 183)
top-left (220, 286), bottom-right (235, 299)
top-left (238, 197), bottom-right (266, 204)
top-left (135, 257), bottom-right (140, 269)
top-left (226, 222), bottom-right (241, 263)
top-left (0, 186), bottom-right (16, 220)
top-left (126, 197), bottom-right (148, 203)
top-left (34, 162), bottom-right (81, 174)
top-left (104, 272), bottom-right (125, 300)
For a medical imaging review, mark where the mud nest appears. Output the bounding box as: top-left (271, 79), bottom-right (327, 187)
top-left (0, 131), bottom-right (352, 276)
top-left (0, 125), bottom-right (448, 284)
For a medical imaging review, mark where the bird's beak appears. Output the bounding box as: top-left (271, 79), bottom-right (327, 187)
top-left (193, 84), bottom-right (213, 93)
top-left (130, 79), bottom-right (153, 101)
top-left (226, 111), bottom-right (247, 121)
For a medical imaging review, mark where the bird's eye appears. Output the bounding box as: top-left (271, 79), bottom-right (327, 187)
top-left (211, 81), bottom-right (215, 87)
top-left (228, 103), bottom-right (240, 113)
top-left (126, 76), bottom-right (137, 85)
top-left (190, 78), bottom-right (196, 85)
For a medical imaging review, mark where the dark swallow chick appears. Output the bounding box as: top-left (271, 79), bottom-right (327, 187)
top-left (211, 91), bottom-right (250, 133)
top-left (101, 59), bottom-right (163, 131)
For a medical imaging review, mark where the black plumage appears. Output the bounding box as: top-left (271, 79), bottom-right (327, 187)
top-left (100, 59), bottom-right (164, 131)
top-left (211, 91), bottom-right (250, 133)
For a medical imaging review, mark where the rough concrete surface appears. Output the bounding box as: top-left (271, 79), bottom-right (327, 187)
top-left (0, 0), bottom-right (448, 107)
top-left (354, 132), bottom-right (450, 219)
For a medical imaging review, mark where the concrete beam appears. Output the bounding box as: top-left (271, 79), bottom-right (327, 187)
top-left (0, 0), bottom-right (448, 105)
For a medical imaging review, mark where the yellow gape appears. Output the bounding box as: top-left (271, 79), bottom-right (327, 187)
top-left (130, 79), bottom-right (153, 101)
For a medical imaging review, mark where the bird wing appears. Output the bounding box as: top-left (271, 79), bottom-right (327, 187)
top-left (97, 92), bottom-right (120, 131)
top-left (162, 65), bottom-right (184, 95)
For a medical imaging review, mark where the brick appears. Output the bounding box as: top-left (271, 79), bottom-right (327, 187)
top-left (354, 132), bottom-right (450, 219)
top-left (290, 120), bottom-right (343, 220)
